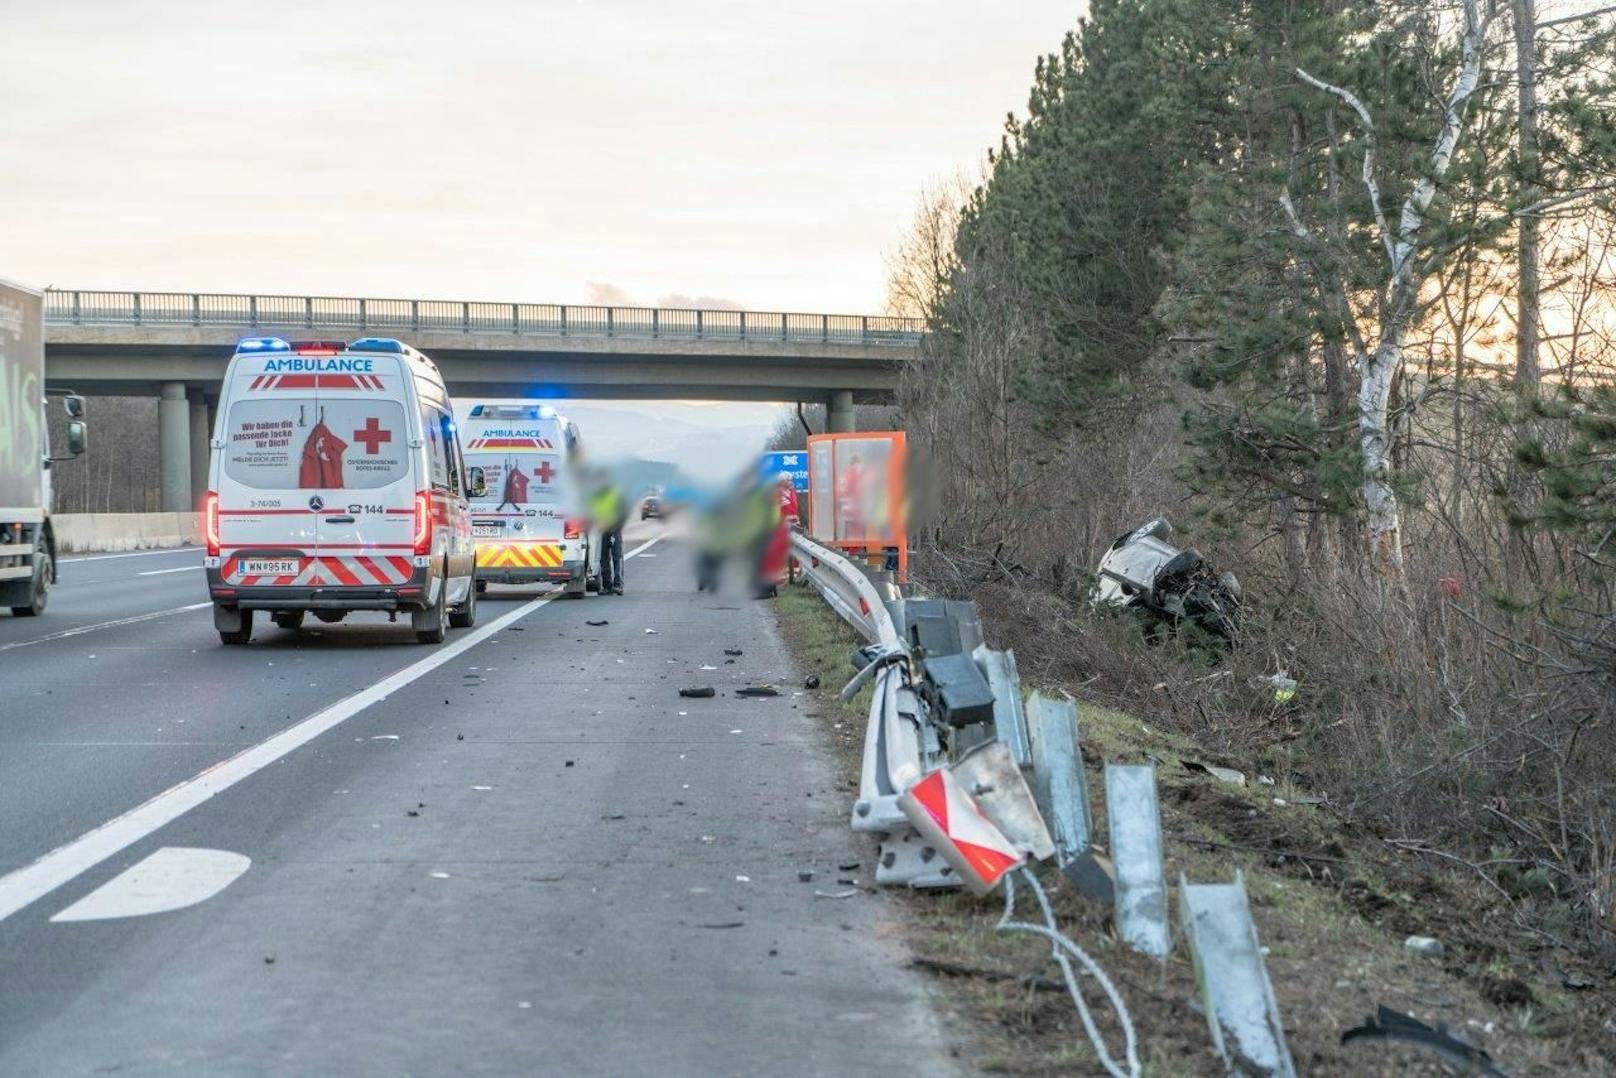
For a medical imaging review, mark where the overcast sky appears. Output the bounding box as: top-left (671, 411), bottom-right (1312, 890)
top-left (4, 0), bottom-right (1082, 471)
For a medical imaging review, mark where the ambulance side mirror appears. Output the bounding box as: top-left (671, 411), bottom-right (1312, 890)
top-left (466, 467), bottom-right (487, 498)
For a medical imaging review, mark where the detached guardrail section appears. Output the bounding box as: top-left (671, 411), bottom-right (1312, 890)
top-left (789, 531), bottom-right (1296, 1078)
top-left (42, 289), bottom-right (925, 347)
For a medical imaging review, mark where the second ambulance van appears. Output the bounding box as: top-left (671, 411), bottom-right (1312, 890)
top-left (203, 337), bottom-right (479, 646)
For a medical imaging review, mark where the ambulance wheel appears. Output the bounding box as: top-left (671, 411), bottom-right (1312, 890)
top-left (272, 611), bottom-right (305, 631)
top-left (216, 606), bottom-right (254, 646)
top-left (10, 536), bottom-right (50, 617)
top-left (413, 584), bottom-right (448, 644)
top-left (449, 577), bottom-right (477, 629)
top-left (563, 579), bottom-right (587, 600)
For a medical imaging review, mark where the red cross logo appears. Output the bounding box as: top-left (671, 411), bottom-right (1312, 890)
top-left (353, 417), bottom-right (392, 455)
top-left (534, 459), bottom-right (556, 484)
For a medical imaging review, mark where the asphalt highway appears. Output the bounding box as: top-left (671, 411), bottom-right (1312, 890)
top-left (0, 525), bottom-right (953, 1076)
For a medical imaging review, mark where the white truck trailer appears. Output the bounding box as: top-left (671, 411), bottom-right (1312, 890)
top-left (1, 278), bottom-right (87, 616)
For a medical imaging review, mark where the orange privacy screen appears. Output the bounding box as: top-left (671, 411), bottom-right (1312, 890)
top-left (806, 431), bottom-right (907, 579)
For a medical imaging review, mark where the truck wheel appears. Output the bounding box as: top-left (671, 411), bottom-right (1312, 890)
top-left (216, 606), bottom-right (254, 646)
top-left (10, 536), bottom-right (50, 617)
top-left (474, 578), bottom-right (488, 595)
top-left (449, 577), bottom-right (477, 629)
top-left (413, 583), bottom-right (448, 644)
top-left (272, 611), bottom-right (305, 631)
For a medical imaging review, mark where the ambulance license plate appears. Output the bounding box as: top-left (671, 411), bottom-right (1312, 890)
top-left (242, 558), bottom-right (300, 576)
top-left (473, 525), bottom-right (503, 538)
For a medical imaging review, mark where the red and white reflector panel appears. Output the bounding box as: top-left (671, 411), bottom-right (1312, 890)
top-left (899, 767), bottom-right (1025, 895)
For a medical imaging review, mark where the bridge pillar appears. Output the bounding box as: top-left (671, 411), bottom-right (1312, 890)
top-left (827, 390), bottom-right (855, 433)
top-left (158, 382), bottom-right (191, 513)
top-left (188, 389), bottom-right (211, 505)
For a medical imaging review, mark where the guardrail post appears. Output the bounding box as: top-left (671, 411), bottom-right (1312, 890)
top-left (191, 294), bottom-right (200, 326)
top-left (1105, 763), bottom-right (1170, 956)
top-left (781, 313), bottom-right (787, 341)
top-left (822, 313), bottom-right (828, 343)
top-left (1027, 692), bottom-right (1095, 859)
top-left (695, 309), bottom-right (703, 338)
top-left (248, 295), bottom-right (258, 328)
top-left (72, 291), bottom-right (81, 325)
top-left (304, 296), bottom-right (313, 329)
top-left (511, 302), bottom-right (519, 335)
top-left (358, 297), bottom-right (367, 330)
top-left (606, 308), bottom-right (614, 337)
top-left (861, 314), bottom-right (868, 341)
top-left (739, 310), bottom-right (747, 340)
top-left (132, 293), bottom-right (143, 325)
top-left (1181, 871), bottom-right (1297, 1076)
top-left (652, 309), bottom-right (659, 339)
top-left (462, 302), bottom-right (470, 334)
top-left (560, 305), bottom-right (568, 336)
top-left (410, 299), bottom-right (418, 332)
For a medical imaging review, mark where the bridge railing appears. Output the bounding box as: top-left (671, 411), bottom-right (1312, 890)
top-left (43, 290), bottom-right (924, 347)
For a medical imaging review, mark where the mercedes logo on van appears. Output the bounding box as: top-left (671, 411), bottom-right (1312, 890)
top-left (308, 495), bottom-right (325, 511)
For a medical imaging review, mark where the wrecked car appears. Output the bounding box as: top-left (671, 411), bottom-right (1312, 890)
top-left (1092, 518), bottom-right (1241, 644)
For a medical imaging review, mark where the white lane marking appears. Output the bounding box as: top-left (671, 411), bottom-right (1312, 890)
top-left (0, 534), bottom-right (663, 925)
top-left (50, 847), bottom-right (250, 922)
top-left (61, 547), bottom-right (201, 563)
top-left (0, 603), bottom-right (211, 654)
top-left (138, 565), bottom-right (202, 577)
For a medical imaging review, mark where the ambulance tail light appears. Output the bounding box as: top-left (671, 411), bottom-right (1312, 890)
top-left (413, 492), bottom-right (433, 555)
top-left (204, 491), bottom-right (221, 556)
top-left (563, 517), bottom-right (583, 540)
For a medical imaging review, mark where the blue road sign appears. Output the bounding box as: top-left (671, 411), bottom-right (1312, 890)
top-left (758, 451), bottom-right (809, 492)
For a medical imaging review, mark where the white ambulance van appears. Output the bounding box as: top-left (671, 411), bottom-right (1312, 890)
top-left (203, 337), bottom-right (478, 646)
top-left (460, 403), bottom-right (596, 598)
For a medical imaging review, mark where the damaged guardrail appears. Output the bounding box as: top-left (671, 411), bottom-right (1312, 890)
top-left (789, 530), bottom-right (1298, 1077)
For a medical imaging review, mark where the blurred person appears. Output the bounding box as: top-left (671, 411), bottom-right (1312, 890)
top-left (837, 453), bottom-right (866, 541)
top-left (589, 472), bottom-right (629, 595)
top-left (776, 473), bottom-right (801, 528)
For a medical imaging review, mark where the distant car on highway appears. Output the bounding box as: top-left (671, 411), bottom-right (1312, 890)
top-left (203, 336), bottom-right (478, 646)
top-left (640, 495), bottom-right (663, 520)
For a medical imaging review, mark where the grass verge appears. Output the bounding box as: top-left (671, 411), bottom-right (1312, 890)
top-left (774, 581), bottom-right (1601, 1075)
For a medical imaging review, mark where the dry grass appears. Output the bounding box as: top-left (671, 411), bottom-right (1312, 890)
top-left (774, 581), bottom-right (1610, 1075)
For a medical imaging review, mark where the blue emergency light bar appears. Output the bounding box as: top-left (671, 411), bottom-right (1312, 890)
top-left (467, 404), bottom-right (556, 419)
top-left (348, 337), bottom-right (407, 354)
top-left (235, 337), bottom-right (291, 353)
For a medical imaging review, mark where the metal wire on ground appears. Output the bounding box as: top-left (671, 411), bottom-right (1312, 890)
top-left (998, 869), bottom-right (1142, 1078)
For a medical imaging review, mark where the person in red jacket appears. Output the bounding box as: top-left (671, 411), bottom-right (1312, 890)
top-left (776, 473), bottom-right (801, 527)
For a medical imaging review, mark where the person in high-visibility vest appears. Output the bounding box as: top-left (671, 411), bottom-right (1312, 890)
top-left (590, 479), bottom-right (629, 595)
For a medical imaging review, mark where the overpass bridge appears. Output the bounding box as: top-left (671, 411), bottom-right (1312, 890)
top-left (42, 289), bottom-right (922, 512)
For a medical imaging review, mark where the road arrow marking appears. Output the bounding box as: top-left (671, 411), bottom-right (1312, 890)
top-left (50, 847), bottom-right (250, 922)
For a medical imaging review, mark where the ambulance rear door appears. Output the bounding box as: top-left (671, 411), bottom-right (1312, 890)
top-left (297, 349), bottom-right (417, 589)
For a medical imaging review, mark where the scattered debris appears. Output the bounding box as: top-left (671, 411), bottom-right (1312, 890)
top-left (1183, 759), bottom-right (1246, 786)
top-left (700, 664), bottom-right (718, 671)
top-left (814, 889), bottom-right (858, 899)
top-left (735, 686), bottom-right (779, 698)
top-left (601, 813), bottom-right (625, 821)
top-left (264, 955), bottom-right (276, 965)
top-left (586, 619), bottom-right (609, 627)
top-left (1404, 935), bottom-right (1445, 957)
top-left (837, 861), bottom-right (860, 872)
top-left (797, 870), bottom-right (814, 883)
top-left (735, 875), bottom-right (751, 883)
top-left (804, 675), bottom-right (821, 689)
top-left (679, 687), bottom-right (717, 698)
top-left (1341, 1005), bottom-right (1507, 1077)
top-left (698, 922), bottom-right (744, 929)
top-left (644, 628), bottom-right (659, 634)
top-left (406, 809), bottom-right (420, 817)
top-left (724, 648), bottom-right (743, 656)
top-left (564, 760), bottom-right (575, 767)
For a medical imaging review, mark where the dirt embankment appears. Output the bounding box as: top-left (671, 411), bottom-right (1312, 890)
top-left (774, 583), bottom-right (1614, 1075)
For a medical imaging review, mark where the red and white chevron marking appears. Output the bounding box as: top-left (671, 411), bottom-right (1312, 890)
top-left (222, 554), bottom-right (414, 587)
top-left (247, 373), bottom-right (387, 391)
top-left (899, 767), bottom-right (1024, 895)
